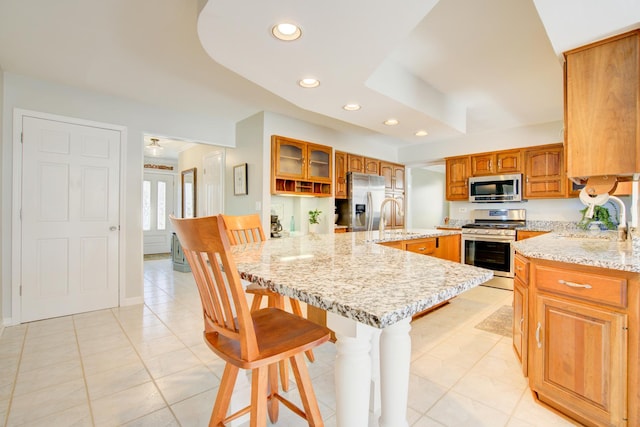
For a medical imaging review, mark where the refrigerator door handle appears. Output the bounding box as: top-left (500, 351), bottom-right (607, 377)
top-left (366, 191), bottom-right (373, 231)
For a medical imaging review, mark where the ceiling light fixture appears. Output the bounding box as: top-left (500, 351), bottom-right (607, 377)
top-left (384, 118), bottom-right (399, 126)
top-left (298, 78), bottom-right (320, 88)
top-left (145, 138), bottom-right (164, 156)
top-left (343, 103), bottom-right (361, 111)
top-left (415, 130), bottom-right (428, 137)
top-left (272, 23), bottom-right (302, 41)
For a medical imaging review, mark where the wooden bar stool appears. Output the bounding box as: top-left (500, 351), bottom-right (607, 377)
top-left (170, 214), bottom-right (331, 427)
top-left (221, 214), bottom-right (316, 393)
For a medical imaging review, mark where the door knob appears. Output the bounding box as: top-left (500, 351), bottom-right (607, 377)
top-left (109, 226), bottom-right (118, 231)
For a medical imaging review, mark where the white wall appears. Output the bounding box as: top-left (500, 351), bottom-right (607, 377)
top-left (408, 168), bottom-right (448, 228)
top-left (0, 69), bottom-right (4, 324)
top-left (1, 72), bottom-right (236, 323)
top-left (224, 112), bottom-right (269, 230)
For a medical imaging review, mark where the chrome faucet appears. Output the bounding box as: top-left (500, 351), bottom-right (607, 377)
top-left (608, 195), bottom-right (627, 241)
top-left (379, 197), bottom-right (403, 234)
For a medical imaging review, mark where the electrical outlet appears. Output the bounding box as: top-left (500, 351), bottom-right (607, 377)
top-left (255, 201), bottom-right (261, 211)
top-left (458, 207), bottom-right (467, 213)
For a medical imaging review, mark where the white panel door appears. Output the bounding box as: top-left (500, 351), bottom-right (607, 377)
top-left (21, 116), bottom-right (120, 322)
top-left (202, 150), bottom-right (224, 216)
top-left (143, 172), bottom-right (175, 254)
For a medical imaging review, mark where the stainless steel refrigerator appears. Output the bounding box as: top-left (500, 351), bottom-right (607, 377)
top-left (338, 172), bottom-right (386, 231)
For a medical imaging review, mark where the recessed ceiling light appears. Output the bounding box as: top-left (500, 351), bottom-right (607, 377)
top-left (384, 118), bottom-right (399, 126)
top-left (415, 130), bottom-right (428, 137)
top-left (298, 78), bottom-right (320, 88)
top-left (343, 103), bottom-right (361, 111)
top-left (272, 23), bottom-right (302, 41)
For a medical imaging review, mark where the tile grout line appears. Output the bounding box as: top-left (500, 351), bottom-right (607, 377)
top-left (2, 326), bottom-right (27, 427)
top-left (71, 314), bottom-right (98, 426)
top-left (108, 302), bottom-right (184, 426)
top-left (409, 294), bottom-right (516, 424)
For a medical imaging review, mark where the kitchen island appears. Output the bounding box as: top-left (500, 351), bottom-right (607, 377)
top-left (513, 232), bottom-right (640, 427)
top-left (231, 229), bottom-right (492, 427)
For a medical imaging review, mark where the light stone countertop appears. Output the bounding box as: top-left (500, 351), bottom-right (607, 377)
top-left (231, 229), bottom-right (491, 328)
top-left (513, 231), bottom-right (640, 273)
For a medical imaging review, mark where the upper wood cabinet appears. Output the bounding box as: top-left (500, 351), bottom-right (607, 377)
top-left (380, 161), bottom-right (405, 192)
top-left (364, 158), bottom-right (380, 175)
top-left (271, 135), bottom-right (332, 197)
top-left (347, 154), bottom-right (379, 174)
top-left (565, 29), bottom-right (640, 178)
top-left (347, 154), bottom-right (364, 173)
top-left (523, 144), bottom-right (566, 199)
top-left (471, 150), bottom-right (521, 176)
top-left (334, 151), bottom-right (347, 199)
top-left (445, 156), bottom-right (470, 201)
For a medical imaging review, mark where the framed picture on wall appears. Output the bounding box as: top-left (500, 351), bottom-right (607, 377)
top-left (233, 163), bottom-right (248, 195)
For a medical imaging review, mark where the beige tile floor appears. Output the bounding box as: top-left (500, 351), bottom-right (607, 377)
top-left (0, 258), bottom-right (579, 426)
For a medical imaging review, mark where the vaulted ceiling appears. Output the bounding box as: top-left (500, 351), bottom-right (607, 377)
top-left (0, 0), bottom-right (638, 154)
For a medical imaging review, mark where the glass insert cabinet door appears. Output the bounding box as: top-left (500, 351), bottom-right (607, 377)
top-left (272, 136), bottom-right (332, 182)
top-left (307, 143), bottom-right (331, 181)
top-left (274, 138), bottom-right (306, 179)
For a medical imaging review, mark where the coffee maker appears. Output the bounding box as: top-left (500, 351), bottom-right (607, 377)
top-left (270, 215), bottom-right (283, 238)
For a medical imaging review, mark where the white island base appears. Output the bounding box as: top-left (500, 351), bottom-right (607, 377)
top-left (328, 312), bottom-right (411, 427)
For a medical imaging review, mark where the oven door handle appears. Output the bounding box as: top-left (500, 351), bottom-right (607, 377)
top-left (462, 234), bottom-right (515, 243)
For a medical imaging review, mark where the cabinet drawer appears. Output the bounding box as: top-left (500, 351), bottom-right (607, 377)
top-left (514, 254), bottom-right (529, 284)
top-left (534, 265), bottom-right (627, 308)
top-left (406, 239), bottom-right (436, 255)
top-left (378, 240), bottom-right (403, 249)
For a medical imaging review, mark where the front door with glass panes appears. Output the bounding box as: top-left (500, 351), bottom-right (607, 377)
top-left (143, 171), bottom-right (175, 254)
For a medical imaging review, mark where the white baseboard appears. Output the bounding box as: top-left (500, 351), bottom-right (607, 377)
top-left (120, 296), bottom-right (144, 307)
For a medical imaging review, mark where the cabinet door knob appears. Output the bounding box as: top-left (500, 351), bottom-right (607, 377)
top-left (519, 317), bottom-right (524, 334)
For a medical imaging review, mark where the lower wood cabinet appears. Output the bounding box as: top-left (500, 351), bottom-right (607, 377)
top-left (532, 293), bottom-right (627, 427)
top-left (515, 255), bottom-right (639, 427)
top-left (513, 254), bottom-right (529, 377)
top-left (432, 234), bottom-right (460, 262)
top-left (378, 234), bottom-right (460, 263)
top-left (516, 230), bottom-right (549, 241)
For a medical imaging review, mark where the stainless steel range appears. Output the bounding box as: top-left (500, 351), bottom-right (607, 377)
top-left (461, 209), bottom-right (526, 289)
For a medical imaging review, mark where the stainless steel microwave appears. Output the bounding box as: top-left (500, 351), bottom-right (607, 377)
top-left (469, 174), bottom-right (522, 202)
